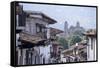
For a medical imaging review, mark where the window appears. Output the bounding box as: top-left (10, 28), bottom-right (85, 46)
top-left (26, 22), bottom-right (31, 33)
top-left (36, 23), bottom-right (41, 33)
top-left (42, 27), bottom-right (45, 33)
top-left (16, 12), bottom-right (26, 27)
top-left (36, 23), bottom-right (45, 33)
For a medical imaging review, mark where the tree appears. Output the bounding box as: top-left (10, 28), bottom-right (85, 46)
top-left (70, 35), bottom-right (82, 46)
top-left (58, 38), bottom-right (69, 49)
top-left (74, 30), bottom-right (83, 36)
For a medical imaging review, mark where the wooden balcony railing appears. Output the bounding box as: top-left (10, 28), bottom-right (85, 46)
top-left (36, 32), bottom-right (47, 39)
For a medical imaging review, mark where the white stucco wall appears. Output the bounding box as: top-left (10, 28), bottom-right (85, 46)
top-left (60, 53), bottom-right (66, 62)
top-left (25, 18), bottom-right (48, 35)
top-left (87, 37), bottom-right (96, 61)
top-left (94, 38), bottom-right (97, 60)
top-left (39, 44), bottom-right (52, 63)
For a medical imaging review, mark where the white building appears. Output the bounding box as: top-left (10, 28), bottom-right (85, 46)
top-left (84, 29), bottom-right (97, 61)
top-left (16, 10), bottom-right (57, 65)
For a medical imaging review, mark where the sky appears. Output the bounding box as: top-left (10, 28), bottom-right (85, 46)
top-left (20, 3), bottom-right (96, 31)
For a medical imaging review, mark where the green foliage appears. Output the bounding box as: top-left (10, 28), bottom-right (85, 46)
top-left (58, 38), bottom-right (69, 49)
top-left (67, 29), bottom-right (84, 46)
top-left (70, 35), bottom-right (82, 46)
top-left (74, 30), bottom-right (83, 36)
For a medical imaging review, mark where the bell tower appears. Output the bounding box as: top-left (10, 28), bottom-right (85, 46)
top-left (64, 21), bottom-right (69, 38)
top-left (76, 21), bottom-right (80, 27)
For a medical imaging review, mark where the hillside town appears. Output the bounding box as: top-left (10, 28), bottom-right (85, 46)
top-left (16, 3), bottom-right (97, 65)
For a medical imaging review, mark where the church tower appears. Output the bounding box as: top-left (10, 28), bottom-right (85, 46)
top-left (64, 21), bottom-right (69, 38)
top-left (76, 21), bottom-right (80, 27)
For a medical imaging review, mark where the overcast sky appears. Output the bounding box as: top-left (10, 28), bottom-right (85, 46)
top-left (20, 3), bottom-right (96, 31)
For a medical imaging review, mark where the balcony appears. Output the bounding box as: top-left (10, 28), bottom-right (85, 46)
top-left (50, 36), bottom-right (58, 41)
top-left (19, 32), bottom-right (46, 44)
top-left (36, 32), bottom-right (47, 39)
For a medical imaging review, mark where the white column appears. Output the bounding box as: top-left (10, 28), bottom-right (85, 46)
top-left (88, 37), bottom-right (91, 61)
top-left (47, 27), bottom-right (50, 39)
top-left (75, 43), bottom-right (78, 55)
top-left (22, 49), bottom-right (26, 65)
top-left (94, 38), bottom-right (96, 60)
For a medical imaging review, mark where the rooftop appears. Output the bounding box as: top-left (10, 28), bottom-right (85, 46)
top-left (62, 43), bottom-right (86, 54)
top-left (25, 11), bottom-right (57, 24)
top-left (19, 32), bottom-right (45, 44)
top-left (50, 27), bottom-right (64, 35)
top-left (83, 29), bottom-right (96, 36)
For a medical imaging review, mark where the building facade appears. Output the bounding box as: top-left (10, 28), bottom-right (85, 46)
top-left (49, 28), bottom-right (63, 63)
top-left (16, 4), bottom-right (57, 65)
top-left (61, 42), bottom-right (87, 62)
top-left (84, 29), bottom-right (97, 61)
